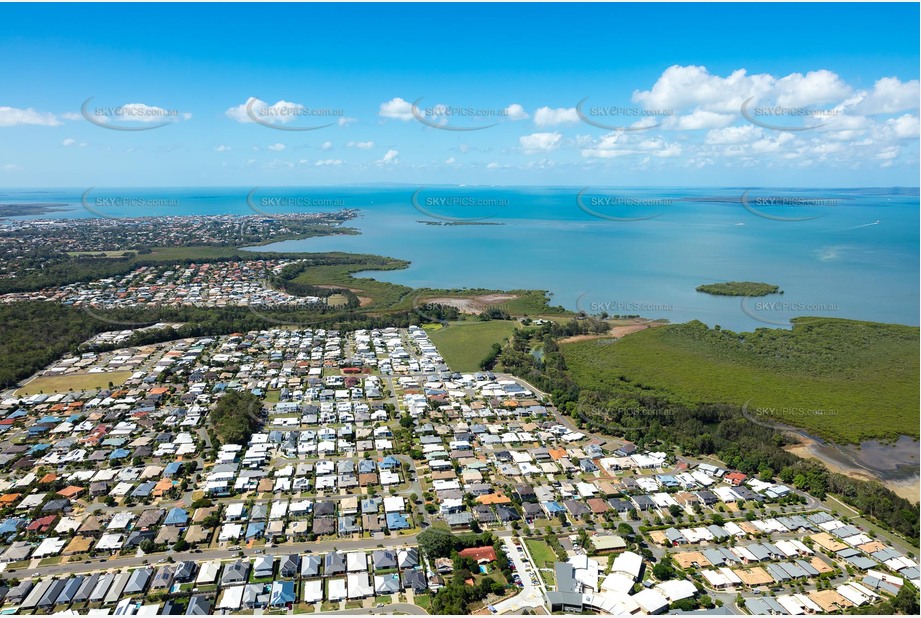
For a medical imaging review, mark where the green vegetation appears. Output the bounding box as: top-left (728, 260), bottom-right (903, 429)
top-left (696, 281), bottom-right (781, 296)
top-left (14, 371), bottom-right (134, 396)
top-left (563, 318), bottom-right (919, 443)
top-left (211, 391), bottom-right (263, 446)
top-left (428, 320), bottom-right (519, 372)
top-left (523, 539), bottom-right (556, 568)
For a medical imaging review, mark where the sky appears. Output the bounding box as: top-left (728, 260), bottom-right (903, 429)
top-left (0, 2), bottom-right (918, 187)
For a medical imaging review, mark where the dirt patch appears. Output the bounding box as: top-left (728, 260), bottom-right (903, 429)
top-left (558, 320), bottom-right (660, 344)
top-left (357, 297), bottom-right (373, 307)
top-left (423, 294), bottom-right (519, 315)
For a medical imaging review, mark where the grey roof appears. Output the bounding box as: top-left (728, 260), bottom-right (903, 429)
top-left (372, 549), bottom-right (397, 570)
top-left (743, 597), bottom-right (786, 615)
top-left (301, 554), bottom-right (322, 577)
top-left (124, 567), bottom-right (153, 594)
top-left (186, 595), bottom-right (211, 615)
top-left (325, 551), bottom-right (346, 574)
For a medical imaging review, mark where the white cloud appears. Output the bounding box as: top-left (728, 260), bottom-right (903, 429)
top-left (337, 116), bottom-right (357, 126)
top-left (315, 159), bottom-right (343, 166)
top-left (445, 157), bottom-right (456, 164)
top-left (377, 149), bottom-right (399, 165)
top-left (62, 138), bottom-right (87, 147)
top-left (773, 70), bottom-right (852, 107)
top-left (215, 144), bottom-right (231, 152)
top-left (633, 65), bottom-right (774, 114)
top-left (346, 141), bottom-right (374, 149)
top-left (321, 141), bottom-right (333, 150)
top-left (520, 132), bottom-right (562, 153)
top-left (844, 77), bottom-right (921, 115)
top-left (705, 125), bottom-right (763, 145)
top-left (0, 106), bottom-right (61, 127)
top-left (379, 97), bottom-right (414, 121)
top-left (670, 109), bottom-right (735, 130)
top-left (226, 97), bottom-right (305, 125)
top-left (267, 143), bottom-right (286, 151)
top-left (534, 106), bottom-right (579, 127)
top-left (505, 103), bottom-right (529, 121)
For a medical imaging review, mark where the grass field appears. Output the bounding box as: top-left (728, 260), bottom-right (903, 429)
top-left (15, 370), bottom-right (134, 395)
top-left (562, 318), bottom-right (919, 444)
top-left (428, 320), bottom-right (519, 372)
top-left (524, 539), bottom-right (557, 568)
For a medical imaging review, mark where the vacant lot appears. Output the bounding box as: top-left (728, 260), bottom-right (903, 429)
top-left (429, 320), bottom-right (518, 372)
top-left (15, 370), bottom-right (134, 395)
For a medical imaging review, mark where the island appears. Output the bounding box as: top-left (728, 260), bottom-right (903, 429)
top-left (696, 281), bottom-right (782, 296)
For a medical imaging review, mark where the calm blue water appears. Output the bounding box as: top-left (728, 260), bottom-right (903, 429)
top-left (2, 186), bottom-right (918, 332)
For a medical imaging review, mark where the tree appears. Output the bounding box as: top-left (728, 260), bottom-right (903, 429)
top-left (173, 539), bottom-right (189, 552)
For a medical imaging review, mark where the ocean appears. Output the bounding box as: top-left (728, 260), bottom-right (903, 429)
top-left (2, 186), bottom-right (918, 332)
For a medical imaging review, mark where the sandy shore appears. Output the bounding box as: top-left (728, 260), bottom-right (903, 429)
top-left (558, 320), bottom-right (661, 344)
top-left (785, 442), bottom-right (920, 504)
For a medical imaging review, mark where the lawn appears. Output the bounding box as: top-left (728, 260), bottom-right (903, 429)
top-left (524, 539), bottom-right (557, 568)
top-left (563, 318), bottom-right (919, 444)
top-left (413, 594), bottom-right (432, 610)
top-left (15, 370), bottom-right (134, 396)
top-left (428, 320), bottom-right (518, 372)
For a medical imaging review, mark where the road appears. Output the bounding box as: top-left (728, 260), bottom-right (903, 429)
top-left (491, 537), bottom-right (547, 614)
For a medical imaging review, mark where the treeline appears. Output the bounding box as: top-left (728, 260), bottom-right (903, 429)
top-left (210, 390), bottom-right (263, 446)
top-left (0, 302), bottom-right (118, 388)
top-left (493, 323), bottom-right (921, 544)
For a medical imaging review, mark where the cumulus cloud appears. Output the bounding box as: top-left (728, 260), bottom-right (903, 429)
top-left (315, 159), bottom-right (343, 166)
top-left (62, 138), bottom-right (87, 147)
top-left (215, 144), bottom-right (231, 152)
top-left (379, 97), bottom-right (414, 121)
top-left (346, 140), bottom-right (374, 149)
top-left (377, 149), bottom-right (399, 165)
top-left (520, 131), bottom-right (562, 153)
top-left (505, 103), bottom-right (529, 121)
top-left (534, 106), bottom-right (579, 127)
top-left (267, 143), bottom-right (286, 151)
top-left (843, 77), bottom-right (921, 115)
top-left (226, 97), bottom-right (306, 125)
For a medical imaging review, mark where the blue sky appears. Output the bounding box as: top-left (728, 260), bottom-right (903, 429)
top-left (0, 3), bottom-right (918, 187)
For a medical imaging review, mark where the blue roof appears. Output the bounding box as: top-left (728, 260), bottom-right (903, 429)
top-left (110, 448), bottom-right (131, 459)
top-left (28, 444), bottom-right (50, 454)
top-left (7, 409), bottom-right (27, 419)
top-left (163, 462), bottom-right (182, 476)
top-left (37, 416), bottom-right (61, 424)
top-left (164, 508), bottom-right (188, 526)
top-left (543, 501), bottom-right (566, 513)
top-left (0, 518), bottom-right (25, 535)
top-left (386, 512), bottom-right (410, 530)
top-left (245, 522), bottom-right (265, 539)
top-left (270, 580), bottom-right (295, 606)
